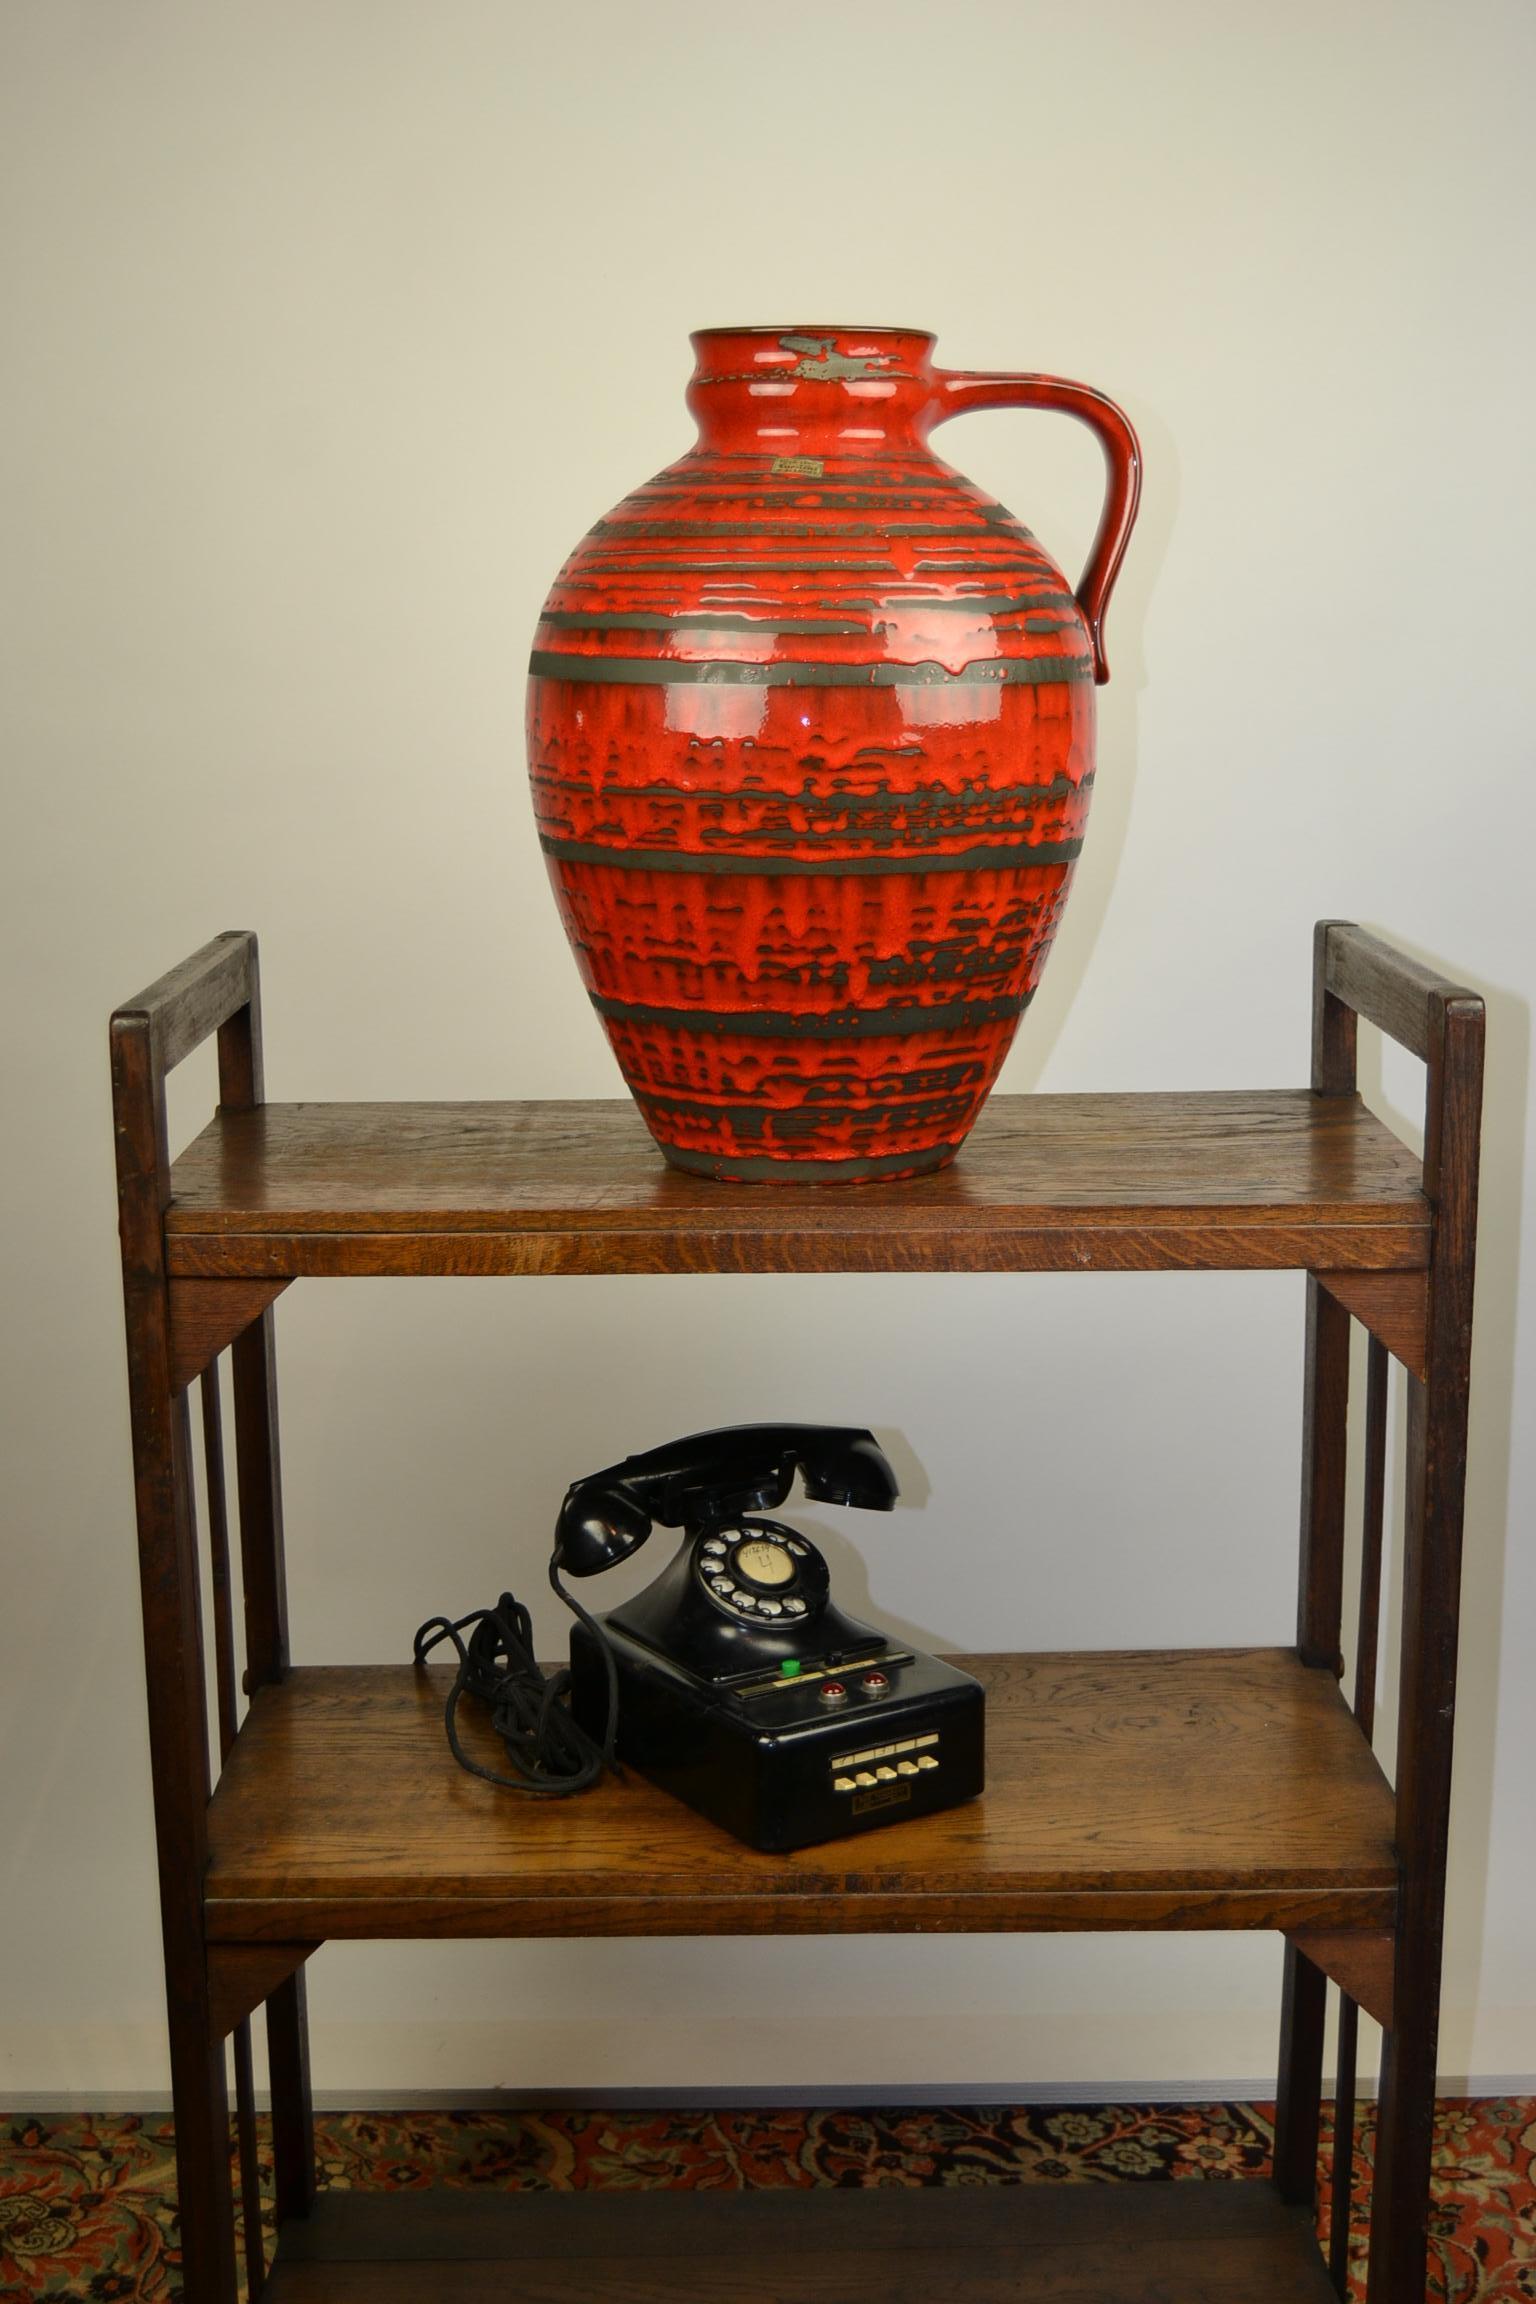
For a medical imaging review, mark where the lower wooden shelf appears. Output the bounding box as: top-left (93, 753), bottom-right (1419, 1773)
top-left (205, 1648), bottom-right (1396, 1942)
top-left (265, 2182), bottom-right (1335, 2302)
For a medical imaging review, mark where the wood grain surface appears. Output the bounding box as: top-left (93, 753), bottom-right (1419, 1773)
top-left (266, 2183), bottom-right (1335, 2302)
top-left (166, 1277), bottom-right (288, 1393)
top-left (162, 1091), bottom-right (1429, 1278)
top-left (115, 927), bottom-right (257, 1077)
top-left (1324, 923), bottom-right (1478, 1065)
top-left (204, 1650), bottom-right (1397, 1944)
top-left (1317, 1269), bottom-right (1428, 1379)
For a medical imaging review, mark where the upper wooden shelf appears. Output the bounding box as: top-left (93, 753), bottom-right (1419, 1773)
top-left (165, 1091), bottom-right (1428, 1279)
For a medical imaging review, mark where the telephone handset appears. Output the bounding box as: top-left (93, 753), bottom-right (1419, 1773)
top-left (554, 1424), bottom-right (899, 1685)
top-left (554, 1422), bottom-right (899, 1573)
top-left (558, 1424), bottom-right (985, 1851)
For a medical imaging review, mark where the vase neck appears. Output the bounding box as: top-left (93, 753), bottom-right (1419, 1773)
top-left (686, 326), bottom-right (938, 457)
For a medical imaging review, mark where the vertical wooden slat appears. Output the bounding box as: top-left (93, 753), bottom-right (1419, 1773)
top-left (1369, 993), bottom-right (1484, 2301)
top-left (1329, 1337), bottom-right (1389, 2294)
top-left (111, 1015), bottom-right (239, 2304)
top-left (219, 976), bottom-right (295, 1694)
top-left (1355, 1341), bottom-right (1389, 1747)
top-left (229, 2020), bottom-right (266, 2299)
top-left (1276, 1288), bottom-right (1346, 2205)
top-left (219, 972), bottom-right (317, 2228)
top-left (201, 1369), bottom-right (239, 1749)
top-left (1330, 2004), bottom-right (1359, 2294)
top-left (202, 1367), bottom-right (267, 2298)
top-left (1297, 1280), bottom-right (1352, 1673)
top-left (232, 1314), bottom-right (291, 1689)
top-left (1299, 922), bottom-right (1358, 1678)
top-left (1277, 923), bottom-right (1359, 2210)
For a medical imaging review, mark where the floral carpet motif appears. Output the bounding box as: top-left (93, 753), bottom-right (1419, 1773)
top-left (1, 2099), bottom-right (1531, 2301)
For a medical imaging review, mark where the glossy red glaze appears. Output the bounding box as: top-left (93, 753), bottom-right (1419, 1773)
top-left (528, 327), bottom-right (1141, 1182)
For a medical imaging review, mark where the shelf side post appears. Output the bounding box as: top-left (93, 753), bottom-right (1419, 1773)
top-left (218, 962), bottom-right (318, 2226)
top-left (1304, 922), bottom-right (1485, 2296)
top-left (112, 976), bottom-right (241, 2304)
top-left (1274, 921), bottom-right (1357, 2209)
top-left (1367, 987), bottom-right (1484, 2301)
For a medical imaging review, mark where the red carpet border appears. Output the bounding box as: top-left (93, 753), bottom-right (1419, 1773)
top-left (0, 2100), bottom-right (1532, 2299)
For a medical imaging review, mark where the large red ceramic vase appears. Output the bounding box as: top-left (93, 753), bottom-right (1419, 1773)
top-left (528, 326), bottom-right (1140, 1181)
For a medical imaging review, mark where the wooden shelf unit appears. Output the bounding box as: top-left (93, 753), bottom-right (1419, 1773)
top-left (110, 921), bottom-right (1485, 2303)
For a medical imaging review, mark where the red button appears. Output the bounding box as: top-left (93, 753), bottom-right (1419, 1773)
top-left (818, 1680), bottom-right (848, 1704)
top-left (860, 1672), bottom-right (890, 1693)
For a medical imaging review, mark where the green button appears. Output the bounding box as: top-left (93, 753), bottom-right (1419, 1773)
top-left (779, 1659), bottom-right (802, 1678)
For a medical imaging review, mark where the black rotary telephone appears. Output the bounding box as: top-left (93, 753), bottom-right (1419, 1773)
top-left (416, 1424), bottom-right (984, 1853)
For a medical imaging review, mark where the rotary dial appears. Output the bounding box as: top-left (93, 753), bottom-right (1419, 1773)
top-left (735, 1538), bottom-right (795, 1587)
top-left (695, 1518), bottom-right (828, 1626)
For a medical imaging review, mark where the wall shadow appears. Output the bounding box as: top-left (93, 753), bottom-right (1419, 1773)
top-left (1001, 396), bottom-right (1182, 1092)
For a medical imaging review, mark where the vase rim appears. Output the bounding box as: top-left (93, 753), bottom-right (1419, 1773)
top-left (691, 323), bottom-right (935, 340)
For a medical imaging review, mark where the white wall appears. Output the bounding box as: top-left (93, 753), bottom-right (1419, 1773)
top-left (2, 0), bottom-right (1532, 2105)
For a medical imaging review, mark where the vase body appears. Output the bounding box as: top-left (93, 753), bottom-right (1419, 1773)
top-left (527, 326), bottom-right (1140, 1181)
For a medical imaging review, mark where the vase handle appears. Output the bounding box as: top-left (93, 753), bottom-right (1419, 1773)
top-left (931, 370), bottom-right (1142, 684)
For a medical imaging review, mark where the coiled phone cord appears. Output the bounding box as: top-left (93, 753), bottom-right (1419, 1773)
top-left (412, 1556), bottom-right (621, 1796)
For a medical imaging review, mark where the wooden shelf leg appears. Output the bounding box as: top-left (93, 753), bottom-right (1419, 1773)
top-left (267, 1966), bottom-right (317, 2225)
top-left (1364, 990), bottom-right (1482, 2300)
top-left (166, 2025), bottom-right (239, 2304)
top-left (1366, 1379), bottom-right (1465, 2298)
top-left (134, 1405), bottom-right (240, 2302)
top-left (113, 1010), bottom-right (240, 2304)
top-left (1274, 1941), bottom-right (1328, 2207)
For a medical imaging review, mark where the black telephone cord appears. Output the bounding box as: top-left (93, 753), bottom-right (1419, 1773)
top-left (412, 1560), bottom-right (621, 1797)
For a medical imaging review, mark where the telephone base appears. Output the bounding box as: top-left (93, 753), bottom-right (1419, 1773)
top-left (569, 1622), bottom-right (985, 1853)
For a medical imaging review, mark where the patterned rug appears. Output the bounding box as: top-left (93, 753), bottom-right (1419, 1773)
top-left (1, 2100), bottom-right (1532, 2300)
